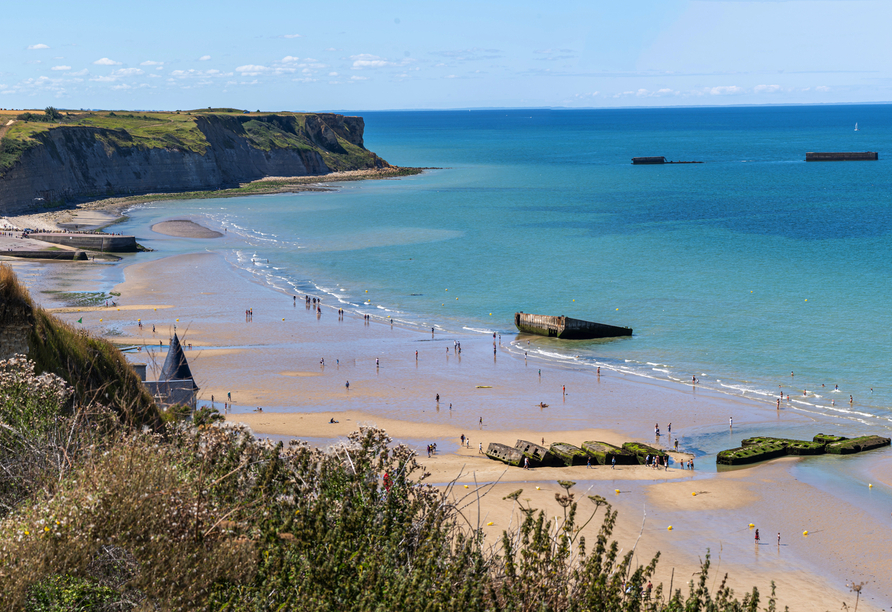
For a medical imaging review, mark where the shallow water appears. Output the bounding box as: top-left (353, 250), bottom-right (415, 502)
top-left (113, 104), bottom-right (892, 437)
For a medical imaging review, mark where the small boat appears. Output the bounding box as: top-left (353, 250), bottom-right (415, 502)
top-left (855, 123), bottom-right (859, 131)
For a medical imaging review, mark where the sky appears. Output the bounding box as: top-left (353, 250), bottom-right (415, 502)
top-left (2, 0), bottom-right (891, 111)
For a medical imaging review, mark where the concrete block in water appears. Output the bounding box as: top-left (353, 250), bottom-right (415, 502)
top-left (716, 441), bottom-right (788, 466)
top-left (825, 435), bottom-right (891, 455)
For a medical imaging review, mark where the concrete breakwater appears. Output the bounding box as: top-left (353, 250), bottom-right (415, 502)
top-left (2, 250), bottom-right (87, 260)
top-left (514, 312), bottom-right (632, 339)
top-left (28, 233), bottom-right (137, 252)
top-left (806, 152), bottom-right (878, 161)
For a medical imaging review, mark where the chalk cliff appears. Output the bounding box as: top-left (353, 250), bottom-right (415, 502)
top-left (0, 112), bottom-right (388, 214)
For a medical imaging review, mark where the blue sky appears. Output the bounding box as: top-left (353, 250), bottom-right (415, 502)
top-left (2, 0), bottom-right (890, 111)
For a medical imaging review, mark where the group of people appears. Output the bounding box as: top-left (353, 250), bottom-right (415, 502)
top-left (426, 443), bottom-right (438, 457)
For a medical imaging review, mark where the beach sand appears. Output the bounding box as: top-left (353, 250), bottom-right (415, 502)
top-left (151, 220), bottom-right (223, 239)
top-left (34, 246), bottom-right (891, 611)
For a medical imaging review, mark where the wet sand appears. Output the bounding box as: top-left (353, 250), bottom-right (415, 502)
top-left (151, 220), bottom-right (223, 239)
top-left (35, 248), bottom-right (891, 611)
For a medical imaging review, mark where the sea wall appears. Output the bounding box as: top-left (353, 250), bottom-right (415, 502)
top-left (0, 113), bottom-right (381, 215)
top-left (29, 233), bottom-right (137, 252)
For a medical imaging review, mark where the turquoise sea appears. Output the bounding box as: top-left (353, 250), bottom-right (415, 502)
top-left (116, 105), bottom-right (892, 435)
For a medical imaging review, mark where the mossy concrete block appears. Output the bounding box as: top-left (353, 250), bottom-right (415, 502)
top-left (826, 435), bottom-right (891, 455)
top-left (785, 441), bottom-right (827, 456)
top-left (549, 442), bottom-right (589, 466)
top-left (716, 442), bottom-right (788, 465)
top-left (582, 441), bottom-right (637, 465)
top-left (485, 443), bottom-right (522, 467)
top-left (813, 433), bottom-right (847, 444)
top-left (621, 442), bottom-right (668, 465)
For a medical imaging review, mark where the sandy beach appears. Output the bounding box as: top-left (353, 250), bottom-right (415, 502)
top-left (11, 218), bottom-right (891, 611)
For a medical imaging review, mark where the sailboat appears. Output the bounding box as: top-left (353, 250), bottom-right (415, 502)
top-left (854, 123), bottom-right (859, 131)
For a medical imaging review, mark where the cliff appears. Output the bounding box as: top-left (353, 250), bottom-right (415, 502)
top-left (0, 110), bottom-right (389, 214)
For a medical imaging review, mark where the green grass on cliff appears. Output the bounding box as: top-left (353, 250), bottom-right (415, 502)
top-left (0, 110), bottom-right (377, 176)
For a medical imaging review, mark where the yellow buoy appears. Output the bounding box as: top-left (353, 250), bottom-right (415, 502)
top-left (692, 492), bottom-right (697, 496)
top-left (486, 521), bottom-right (493, 526)
top-left (99, 318), bottom-right (102, 322)
top-left (869, 483), bottom-right (873, 488)
top-left (615, 489), bottom-right (620, 494)
top-left (616, 308), bottom-right (619, 311)
top-left (803, 530), bottom-right (808, 536)
top-left (536, 486), bottom-right (541, 490)
top-left (572, 299), bottom-right (575, 302)
top-left (117, 308), bottom-right (120, 311)
top-left (138, 319), bottom-right (141, 322)
top-left (489, 313), bottom-right (492, 315)
top-left (748, 523), bottom-right (755, 529)
top-left (365, 290), bottom-right (368, 293)
top-left (667, 525), bottom-right (673, 531)
top-left (463, 485), bottom-right (468, 489)
top-left (282, 318), bottom-right (285, 321)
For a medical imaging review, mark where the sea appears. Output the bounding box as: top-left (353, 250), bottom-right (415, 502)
top-left (113, 104), bottom-right (892, 436)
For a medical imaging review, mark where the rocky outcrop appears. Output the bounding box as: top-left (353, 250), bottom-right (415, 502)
top-left (0, 113), bottom-right (384, 215)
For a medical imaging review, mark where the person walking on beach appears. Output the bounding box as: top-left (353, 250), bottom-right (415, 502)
top-left (611, 456), bottom-right (616, 469)
top-left (586, 456), bottom-right (592, 469)
top-left (479, 442), bottom-right (483, 454)
top-left (754, 529), bottom-right (760, 543)
top-left (523, 457), bottom-right (530, 470)
top-left (436, 393), bottom-right (439, 404)
top-left (777, 532), bottom-right (781, 546)
top-left (345, 381), bottom-right (350, 390)
top-left (460, 434), bottom-right (465, 446)
top-left (674, 439), bottom-right (679, 452)
top-left (479, 416), bottom-right (483, 426)
top-left (729, 416), bottom-right (733, 430)
top-left (668, 423), bottom-right (671, 435)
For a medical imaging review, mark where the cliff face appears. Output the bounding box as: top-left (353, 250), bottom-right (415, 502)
top-left (0, 112), bottom-right (384, 214)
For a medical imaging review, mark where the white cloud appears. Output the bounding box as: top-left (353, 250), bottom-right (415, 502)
top-left (328, 72), bottom-right (338, 76)
top-left (51, 65), bottom-right (71, 71)
top-left (93, 57), bottom-right (121, 66)
top-left (235, 64), bottom-right (269, 75)
top-left (68, 69), bottom-right (88, 76)
top-left (351, 75), bottom-right (368, 80)
top-left (90, 75), bottom-right (117, 82)
top-left (709, 85), bottom-right (744, 96)
top-left (281, 56), bottom-right (299, 63)
top-left (199, 55), bottom-right (211, 61)
top-left (28, 43), bottom-right (49, 50)
top-left (112, 68), bottom-right (143, 77)
top-left (754, 84), bottom-right (782, 94)
top-left (816, 85), bottom-right (831, 92)
top-left (141, 60), bottom-right (163, 66)
top-left (283, 34), bottom-right (301, 38)
top-left (351, 54), bottom-right (391, 69)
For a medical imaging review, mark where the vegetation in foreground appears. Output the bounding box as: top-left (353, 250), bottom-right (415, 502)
top-left (0, 267), bottom-right (793, 611)
top-left (0, 354), bottom-right (786, 611)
